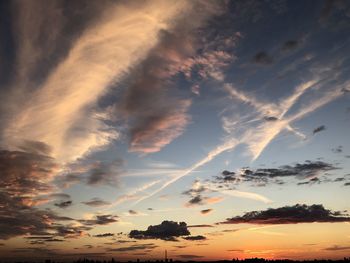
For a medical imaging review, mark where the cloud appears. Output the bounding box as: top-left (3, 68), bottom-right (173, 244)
top-left (216, 170), bottom-right (236, 182)
top-left (222, 76), bottom-right (342, 164)
top-left (0, 148), bottom-right (88, 239)
top-left (252, 51), bottom-right (274, 65)
top-left (186, 195), bottom-right (223, 207)
top-left (182, 180), bottom-right (207, 196)
top-left (17, 140), bottom-right (53, 156)
top-left (323, 245), bottom-right (350, 251)
top-left (126, 99), bottom-right (191, 154)
top-left (82, 198), bottom-right (111, 207)
top-left (183, 177), bottom-right (271, 205)
top-left (93, 233), bottom-right (114, 238)
top-left (201, 209), bottom-right (213, 215)
top-left (0, 149), bottom-right (57, 196)
top-left (297, 177), bottom-right (321, 186)
top-left (177, 255), bottom-right (203, 259)
top-left (0, 190), bottom-right (85, 240)
top-left (110, 2), bottom-right (226, 154)
top-left (183, 180), bottom-right (224, 207)
top-left (332, 145), bottom-right (343, 153)
top-left (129, 221), bottom-right (190, 241)
top-left (313, 125), bottom-right (326, 135)
top-left (54, 200), bottom-right (73, 209)
top-left (187, 195), bottom-right (204, 206)
top-left (138, 76), bottom-right (339, 204)
top-left (86, 159), bottom-right (124, 186)
top-left (107, 243), bottom-right (157, 252)
top-left (214, 160), bottom-right (337, 186)
top-left (26, 236), bottom-right (65, 245)
top-left (133, 138), bottom-right (239, 205)
top-left (264, 116), bottom-right (279, 122)
top-left (2, 0), bottom-right (195, 163)
top-left (281, 40), bottom-right (299, 52)
top-left (78, 214), bottom-right (119, 226)
top-left (221, 204), bottom-right (350, 224)
top-left (183, 235), bottom-right (207, 241)
top-left (57, 159), bottom-right (124, 188)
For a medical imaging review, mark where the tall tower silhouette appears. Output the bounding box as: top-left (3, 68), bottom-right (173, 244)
top-left (165, 249), bottom-right (168, 262)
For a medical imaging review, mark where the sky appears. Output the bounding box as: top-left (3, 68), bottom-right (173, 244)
top-left (0, 0), bottom-right (350, 261)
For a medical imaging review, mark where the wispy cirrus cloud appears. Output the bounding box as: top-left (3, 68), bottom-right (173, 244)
top-left (2, 0), bottom-right (196, 162)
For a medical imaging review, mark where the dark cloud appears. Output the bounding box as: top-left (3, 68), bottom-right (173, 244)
top-left (221, 204), bottom-right (350, 224)
top-left (344, 182), bottom-right (350, 186)
top-left (174, 245), bottom-right (187, 249)
top-left (93, 233), bottom-right (114, 238)
top-left (264, 116), bottom-right (279, 122)
top-left (183, 235), bottom-right (207, 241)
top-left (54, 224), bottom-right (91, 238)
top-left (128, 210), bottom-right (138, 215)
top-left (282, 40), bottom-right (299, 52)
top-left (0, 148), bottom-right (88, 240)
top-left (27, 237), bottom-right (65, 245)
top-left (297, 177), bottom-right (321, 186)
top-left (84, 245), bottom-right (93, 249)
top-left (323, 245), bottom-right (350, 251)
top-left (78, 214), bottom-right (118, 226)
top-left (18, 140), bottom-right (52, 155)
top-left (107, 243), bottom-right (157, 252)
top-left (114, 30), bottom-right (194, 154)
top-left (57, 159), bottom-right (124, 187)
top-left (216, 170), bottom-right (236, 182)
top-left (333, 177), bottom-right (345, 182)
top-left (201, 209), bottom-right (213, 215)
top-left (183, 180), bottom-right (222, 206)
top-left (82, 198), bottom-right (111, 207)
top-left (214, 160), bottom-right (337, 186)
top-left (313, 125), bottom-right (326, 135)
top-left (177, 255), bottom-right (204, 259)
top-left (332, 145), bottom-right (343, 153)
top-left (87, 159), bottom-right (124, 186)
top-left (252, 51), bottom-right (274, 65)
top-left (54, 200), bottom-right (73, 209)
top-left (0, 192), bottom-right (83, 240)
top-left (187, 195), bottom-right (204, 206)
top-left (342, 87), bottom-right (350, 93)
top-left (129, 221), bottom-right (190, 241)
top-left (182, 180), bottom-right (207, 196)
top-left (0, 149), bottom-right (56, 196)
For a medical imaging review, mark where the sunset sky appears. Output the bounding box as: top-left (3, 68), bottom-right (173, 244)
top-left (0, 0), bottom-right (350, 261)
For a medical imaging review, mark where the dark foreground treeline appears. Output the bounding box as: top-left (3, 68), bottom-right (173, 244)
top-left (3, 258), bottom-right (350, 263)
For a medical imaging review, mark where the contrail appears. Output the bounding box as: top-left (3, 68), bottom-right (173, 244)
top-left (133, 138), bottom-right (239, 205)
top-left (134, 79), bottom-right (345, 204)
